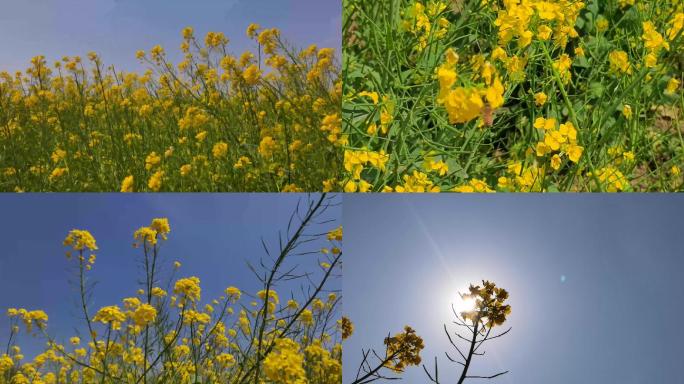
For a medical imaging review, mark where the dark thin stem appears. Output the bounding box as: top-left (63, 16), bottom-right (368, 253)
top-left (457, 319), bottom-right (480, 384)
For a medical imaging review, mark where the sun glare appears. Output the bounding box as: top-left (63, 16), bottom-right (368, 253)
top-left (453, 295), bottom-right (477, 315)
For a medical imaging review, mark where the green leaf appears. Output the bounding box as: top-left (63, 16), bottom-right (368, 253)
top-left (589, 82), bottom-right (605, 98)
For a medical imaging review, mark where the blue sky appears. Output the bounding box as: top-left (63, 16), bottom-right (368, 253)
top-left (0, 193), bottom-right (340, 359)
top-left (0, 0), bottom-right (340, 73)
top-left (343, 194), bottom-right (684, 384)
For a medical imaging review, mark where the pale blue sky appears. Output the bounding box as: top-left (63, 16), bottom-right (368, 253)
top-left (343, 194), bottom-right (684, 384)
top-left (0, 193), bottom-right (340, 359)
top-left (0, 0), bottom-right (341, 73)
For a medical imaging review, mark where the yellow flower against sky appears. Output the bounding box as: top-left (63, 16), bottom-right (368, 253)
top-left (343, 194), bottom-right (684, 382)
top-left (0, 23), bottom-right (341, 192)
top-left (0, 193), bottom-right (342, 383)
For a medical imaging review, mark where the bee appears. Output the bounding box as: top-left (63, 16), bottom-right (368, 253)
top-left (451, 0), bottom-right (466, 13)
top-left (482, 101), bottom-right (494, 127)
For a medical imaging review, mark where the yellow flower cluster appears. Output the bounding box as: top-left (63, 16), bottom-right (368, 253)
top-left (6, 308), bottom-right (49, 332)
top-left (609, 50), bottom-right (632, 75)
top-left (436, 49), bottom-right (505, 125)
top-left (588, 167), bottom-right (629, 192)
top-left (343, 149), bottom-right (389, 192)
top-left (133, 217), bottom-right (171, 246)
top-left (130, 303), bottom-right (157, 327)
top-left (0, 354), bottom-right (13, 374)
top-left (62, 229), bottom-right (98, 251)
top-left (341, 316), bottom-right (354, 340)
top-left (667, 13), bottom-right (684, 40)
top-left (305, 340), bottom-right (342, 383)
top-left (225, 286), bottom-right (242, 302)
top-left (533, 117), bottom-right (583, 170)
top-left (183, 309), bottom-right (211, 324)
top-left (174, 276), bottom-right (202, 303)
top-left (392, 171), bottom-right (441, 193)
top-left (262, 338), bottom-right (307, 383)
top-left (423, 153), bottom-right (449, 176)
top-left (92, 305), bottom-right (127, 330)
top-left (453, 178), bottom-right (495, 193)
top-left (320, 113), bottom-right (345, 146)
top-left (498, 162), bottom-right (546, 192)
top-left (494, 0), bottom-right (584, 48)
top-left (327, 226), bottom-right (343, 242)
top-left (552, 54), bottom-right (573, 84)
top-left (383, 326), bottom-right (425, 372)
top-left (606, 146), bottom-right (635, 167)
top-left (257, 289), bottom-right (280, 314)
top-left (665, 78), bottom-right (680, 95)
top-left (402, 1), bottom-right (450, 51)
top-left (642, 21), bottom-right (670, 54)
top-left (460, 280), bottom-right (511, 327)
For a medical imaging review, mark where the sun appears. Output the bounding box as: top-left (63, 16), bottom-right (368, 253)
top-left (453, 295), bottom-right (477, 315)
